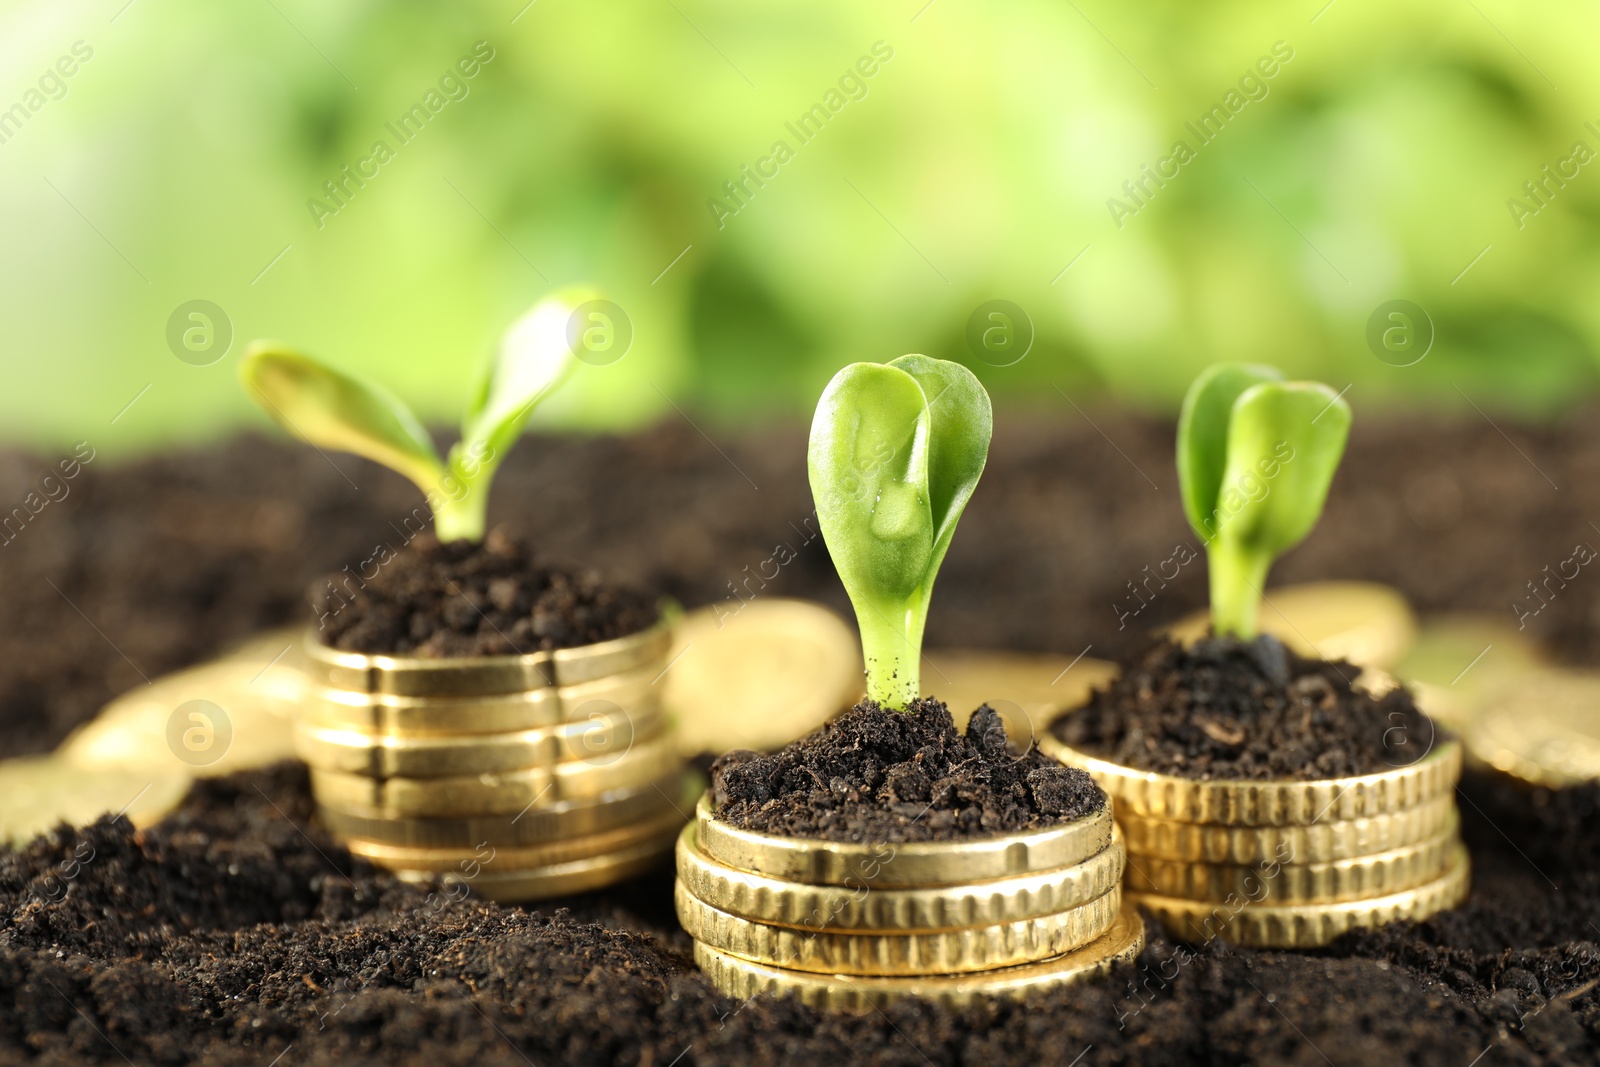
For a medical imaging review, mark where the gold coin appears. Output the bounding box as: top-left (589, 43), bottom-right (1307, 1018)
top-left (675, 821), bottom-right (1125, 930)
top-left (1468, 668), bottom-right (1600, 787)
top-left (667, 599), bottom-right (862, 757)
top-left (693, 794), bottom-right (1114, 888)
top-left (692, 903), bottom-right (1145, 1011)
top-left (676, 880), bottom-right (1121, 975)
top-left (302, 615), bottom-right (674, 697)
top-left (390, 825), bottom-right (679, 903)
top-left (0, 756), bottom-right (191, 846)
top-left (922, 649), bottom-right (1119, 751)
top-left (315, 775), bottom-right (689, 848)
top-left (1117, 794), bottom-right (1458, 864)
top-left (300, 667), bottom-right (659, 736)
top-left (60, 658), bottom-right (298, 779)
top-left (309, 732), bottom-right (685, 817)
top-left (1395, 614), bottom-right (1548, 733)
top-left (1161, 581), bottom-right (1417, 670)
top-left (1124, 821), bottom-right (1458, 904)
top-left (291, 703), bottom-right (663, 777)
top-left (1129, 843), bottom-right (1470, 948)
top-left (346, 803), bottom-right (688, 872)
top-left (1039, 734), bottom-right (1461, 826)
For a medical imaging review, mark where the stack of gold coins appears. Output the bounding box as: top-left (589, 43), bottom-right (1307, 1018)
top-left (1041, 736), bottom-right (1468, 947)
top-left (676, 795), bottom-right (1144, 1010)
top-left (295, 621), bottom-right (693, 901)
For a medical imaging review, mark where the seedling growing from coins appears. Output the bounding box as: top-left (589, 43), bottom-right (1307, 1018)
top-left (240, 289), bottom-right (594, 542)
top-left (1176, 363), bottom-right (1351, 639)
top-left (808, 355), bottom-right (992, 710)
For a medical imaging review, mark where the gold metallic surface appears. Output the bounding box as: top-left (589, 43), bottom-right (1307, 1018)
top-left (0, 756), bottom-right (191, 846)
top-left (308, 732), bottom-right (685, 817)
top-left (315, 775), bottom-right (688, 847)
top-left (388, 827), bottom-right (679, 902)
top-left (300, 667), bottom-right (660, 736)
top-left (1467, 668), bottom-right (1600, 787)
top-left (1123, 822), bottom-right (1459, 904)
top-left (345, 803), bottom-right (688, 871)
top-left (1128, 844), bottom-right (1470, 947)
top-left (675, 822), bottom-right (1125, 930)
top-left (692, 903), bottom-right (1145, 1010)
top-left (693, 794), bottom-right (1115, 887)
top-left (1115, 795), bottom-right (1458, 864)
top-left (301, 617), bottom-right (673, 697)
top-left (667, 599), bottom-right (862, 757)
top-left (291, 703), bottom-right (662, 777)
top-left (1039, 735), bottom-right (1461, 826)
top-left (676, 879), bottom-right (1121, 975)
top-left (60, 635), bottom-right (302, 778)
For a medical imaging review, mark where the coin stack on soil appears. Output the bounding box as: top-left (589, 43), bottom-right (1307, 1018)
top-left (675, 795), bottom-right (1144, 1010)
top-left (1041, 736), bottom-right (1468, 947)
top-left (295, 621), bottom-right (693, 901)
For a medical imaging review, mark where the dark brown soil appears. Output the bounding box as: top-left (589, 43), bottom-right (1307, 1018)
top-left (708, 701), bottom-right (1103, 843)
top-left (2, 762), bottom-right (1597, 1066)
top-left (3, 408), bottom-right (1600, 1064)
top-left (1051, 635), bottom-right (1437, 780)
top-left (312, 528), bottom-right (657, 657)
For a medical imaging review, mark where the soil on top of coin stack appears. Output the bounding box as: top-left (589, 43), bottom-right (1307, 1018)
top-left (1052, 634), bottom-right (1436, 780)
top-left (709, 699), bottom-right (1104, 843)
top-left (314, 528), bottom-right (658, 657)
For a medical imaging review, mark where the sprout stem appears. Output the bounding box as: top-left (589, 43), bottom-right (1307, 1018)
top-left (859, 596), bottom-right (924, 710)
top-left (432, 492), bottom-right (486, 544)
top-left (1208, 542), bottom-right (1271, 639)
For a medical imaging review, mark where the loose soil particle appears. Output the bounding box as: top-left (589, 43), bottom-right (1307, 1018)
top-left (4, 411), bottom-right (1600, 1064)
top-left (1052, 634), bottom-right (1437, 780)
top-left (313, 528), bottom-right (658, 657)
top-left (709, 700), bottom-right (1104, 843)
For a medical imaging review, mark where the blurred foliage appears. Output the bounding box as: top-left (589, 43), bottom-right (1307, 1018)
top-left (1, 0), bottom-right (1597, 456)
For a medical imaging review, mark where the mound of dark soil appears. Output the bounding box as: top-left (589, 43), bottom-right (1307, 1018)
top-left (313, 528), bottom-right (657, 657)
top-left (709, 700), bottom-right (1103, 843)
top-left (1052, 635), bottom-right (1437, 780)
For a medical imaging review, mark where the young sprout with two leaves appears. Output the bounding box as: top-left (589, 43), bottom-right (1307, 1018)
top-left (240, 289), bottom-right (594, 543)
top-left (1176, 363), bottom-right (1352, 639)
top-left (809, 355), bottom-right (992, 711)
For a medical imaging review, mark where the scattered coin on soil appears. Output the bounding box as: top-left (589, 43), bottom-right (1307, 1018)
top-left (0, 756), bottom-right (191, 845)
top-left (1466, 668), bottom-right (1600, 787)
top-left (665, 598), bottom-right (862, 757)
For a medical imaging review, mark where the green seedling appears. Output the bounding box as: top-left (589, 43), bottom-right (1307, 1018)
top-left (240, 289), bottom-right (591, 542)
top-left (808, 355), bottom-right (992, 710)
top-left (1176, 363), bottom-right (1352, 639)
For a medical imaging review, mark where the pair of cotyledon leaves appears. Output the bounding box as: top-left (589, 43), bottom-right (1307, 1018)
top-left (239, 290), bottom-right (591, 541)
top-left (1175, 362), bottom-right (1351, 560)
top-left (808, 354), bottom-right (992, 610)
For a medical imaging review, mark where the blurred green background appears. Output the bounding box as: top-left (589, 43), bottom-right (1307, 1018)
top-left (3, 0), bottom-right (1597, 457)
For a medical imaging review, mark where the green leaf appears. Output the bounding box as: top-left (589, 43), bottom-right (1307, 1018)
top-left (1216, 381), bottom-right (1351, 559)
top-left (454, 288), bottom-right (587, 487)
top-left (809, 357), bottom-right (992, 709)
top-left (1205, 379), bottom-right (1351, 638)
top-left (887, 354), bottom-right (993, 568)
top-left (1176, 362), bottom-right (1283, 541)
top-left (239, 344), bottom-right (443, 494)
top-left (809, 362), bottom-right (934, 606)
